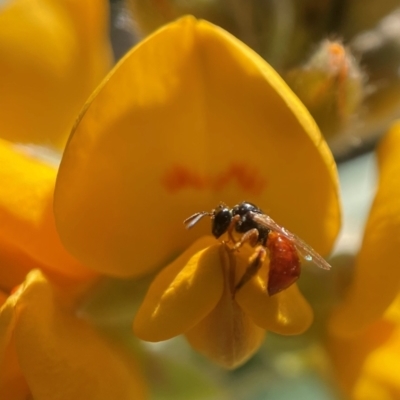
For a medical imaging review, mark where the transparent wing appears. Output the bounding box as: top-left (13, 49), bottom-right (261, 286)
top-left (250, 212), bottom-right (332, 270)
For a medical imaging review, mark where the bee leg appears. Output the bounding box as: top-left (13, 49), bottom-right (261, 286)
top-left (227, 214), bottom-right (241, 244)
top-left (232, 228), bottom-right (259, 250)
top-left (234, 246), bottom-right (266, 294)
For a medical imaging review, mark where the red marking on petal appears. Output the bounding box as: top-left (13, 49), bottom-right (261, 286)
top-left (161, 163), bottom-right (267, 195)
top-left (161, 165), bottom-right (206, 192)
top-left (211, 163), bottom-right (266, 195)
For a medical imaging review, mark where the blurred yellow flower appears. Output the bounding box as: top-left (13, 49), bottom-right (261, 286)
top-left (0, 139), bottom-right (95, 284)
top-left (0, 0), bottom-right (112, 149)
top-left (329, 295), bottom-right (400, 400)
top-left (0, 142), bottom-right (148, 399)
top-left (53, 16), bottom-right (341, 367)
top-left (330, 121), bottom-right (400, 337)
top-left (0, 269), bottom-right (148, 400)
top-left (0, 1), bottom-right (149, 397)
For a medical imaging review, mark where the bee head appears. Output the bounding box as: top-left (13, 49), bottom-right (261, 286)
top-left (211, 205), bottom-right (232, 238)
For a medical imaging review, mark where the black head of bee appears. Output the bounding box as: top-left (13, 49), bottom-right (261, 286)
top-left (211, 206), bottom-right (232, 238)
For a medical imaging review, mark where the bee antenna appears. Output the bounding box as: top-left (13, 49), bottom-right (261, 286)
top-left (183, 211), bottom-right (213, 229)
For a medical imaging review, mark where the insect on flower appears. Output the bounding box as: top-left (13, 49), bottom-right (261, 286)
top-left (184, 201), bottom-right (331, 296)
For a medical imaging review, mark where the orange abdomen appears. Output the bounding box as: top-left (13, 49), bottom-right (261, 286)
top-left (267, 232), bottom-right (301, 296)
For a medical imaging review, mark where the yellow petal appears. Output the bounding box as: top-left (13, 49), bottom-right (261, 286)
top-left (384, 293), bottom-right (400, 325)
top-left (329, 317), bottom-right (400, 400)
top-left (0, 0), bottom-right (112, 148)
top-left (330, 121), bottom-right (400, 337)
top-left (0, 140), bottom-right (95, 280)
top-left (185, 244), bottom-right (265, 369)
top-left (0, 291), bottom-right (7, 307)
top-left (1, 270), bottom-right (148, 400)
top-left (0, 240), bottom-right (37, 293)
top-left (55, 16), bottom-right (340, 277)
top-left (222, 240), bottom-right (312, 335)
top-left (353, 378), bottom-right (395, 400)
top-left (133, 236), bottom-right (223, 341)
top-left (60, 0), bottom-right (112, 81)
top-left (0, 283), bottom-right (30, 400)
top-left (328, 319), bottom-right (394, 396)
top-left (235, 267), bottom-right (313, 334)
top-left (360, 338), bottom-right (400, 396)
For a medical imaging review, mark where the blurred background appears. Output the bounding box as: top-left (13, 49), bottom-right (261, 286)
top-left (112, 0), bottom-right (400, 161)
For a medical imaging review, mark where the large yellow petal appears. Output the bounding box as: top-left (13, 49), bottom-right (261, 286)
top-left (134, 236), bottom-right (224, 341)
top-left (330, 121), bottom-right (400, 337)
top-left (0, 139), bottom-right (94, 280)
top-left (54, 16), bottom-right (340, 277)
top-left (0, 270), bottom-right (148, 400)
top-left (0, 0), bottom-right (112, 148)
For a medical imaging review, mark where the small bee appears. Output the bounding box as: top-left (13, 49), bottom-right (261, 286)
top-left (184, 201), bottom-right (331, 296)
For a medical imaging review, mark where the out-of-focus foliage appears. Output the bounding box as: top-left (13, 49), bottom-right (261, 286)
top-left (126, 0), bottom-right (400, 158)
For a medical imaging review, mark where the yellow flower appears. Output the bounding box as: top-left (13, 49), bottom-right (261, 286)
top-left (0, 2), bottom-right (147, 395)
top-left (0, 141), bottom-right (148, 398)
top-left (328, 295), bottom-right (400, 400)
top-left (0, 139), bottom-right (95, 284)
top-left (133, 236), bottom-right (314, 368)
top-left (0, 0), bottom-right (112, 149)
top-left (330, 121), bottom-right (400, 337)
top-left (54, 16), bottom-right (340, 275)
top-left (53, 17), bottom-right (341, 366)
top-left (0, 0), bottom-right (113, 284)
top-left (0, 269), bottom-right (148, 400)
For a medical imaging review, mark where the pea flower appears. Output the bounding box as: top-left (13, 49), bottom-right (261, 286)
top-left (53, 17), bottom-right (341, 367)
top-left (0, 0), bottom-right (112, 281)
top-left (330, 121), bottom-right (400, 338)
top-left (133, 235), bottom-right (316, 368)
top-left (0, 269), bottom-right (148, 400)
top-left (0, 0), bottom-right (112, 149)
top-left (0, 141), bottom-right (148, 398)
top-left (0, 0), bottom-right (148, 392)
